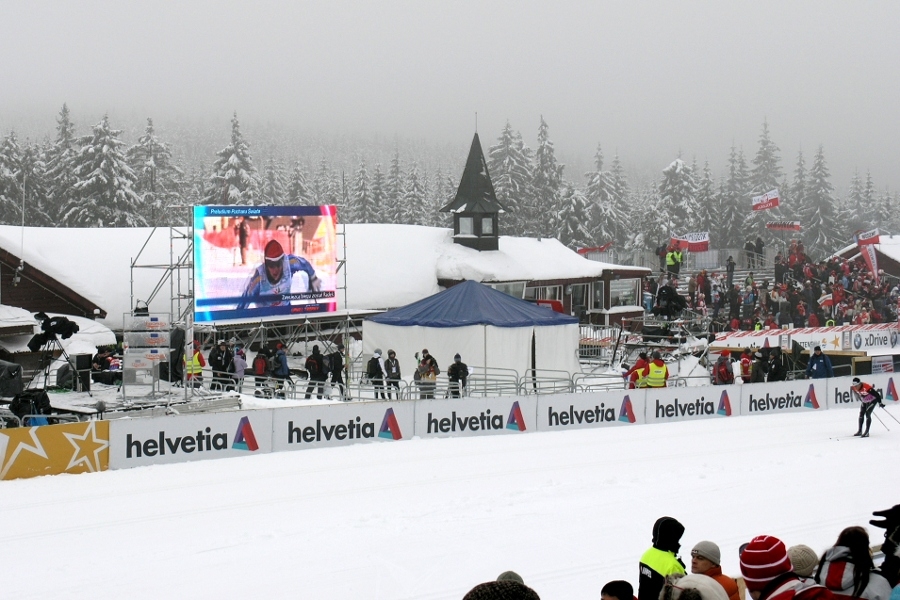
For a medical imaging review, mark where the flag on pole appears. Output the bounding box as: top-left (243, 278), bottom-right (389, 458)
top-left (765, 221), bottom-right (801, 231)
top-left (751, 189), bottom-right (780, 211)
top-left (670, 232), bottom-right (710, 252)
top-left (858, 240), bottom-right (880, 285)
top-left (855, 228), bottom-right (880, 246)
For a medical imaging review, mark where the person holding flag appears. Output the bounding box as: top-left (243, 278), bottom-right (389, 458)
top-left (850, 377), bottom-right (885, 438)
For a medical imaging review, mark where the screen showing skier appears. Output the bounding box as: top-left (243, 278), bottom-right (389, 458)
top-left (193, 205), bottom-right (338, 322)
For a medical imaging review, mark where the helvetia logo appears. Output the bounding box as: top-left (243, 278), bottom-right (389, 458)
top-left (232, 416), bottom-right (259, 451)
top-left (717, 390), bottom-right (732, 416)
top-left (378, 408), bottom-right (403, 440)
top-left (619, 396), bottom-right (636, 423)
top-left (804, 384), bottom-right (820, 409)
top-left (506, 401), bottom-right (526, 431)
top-left (887, 378), bottom-right (899, 402)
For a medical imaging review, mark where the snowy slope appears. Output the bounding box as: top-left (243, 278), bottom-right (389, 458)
top-left (0, 404), bottom-right (896, 599)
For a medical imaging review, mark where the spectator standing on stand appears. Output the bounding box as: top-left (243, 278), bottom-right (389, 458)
top-left (712, 350), bottom-right (735, 385)
top-left (329, 343), bottom-right (347, 401)
top-left (417, 349), bottom-right (439, 399)
top-left (304, 345), bottom-right (327, 400)
top-left (756, 236), bottom-right (765, 268)
top-left (384, 349), bottom-right (401, 399)
top-left (208, 340), bottom-right (233, 390)
top-left (272, 343), bottom-right (291, 397)
top-left (806, 346), bottom-right (834, 379)
top-left (230, 347), bottom-right (247, 392)
top-left (367, 349), bottom-right (386, 400)
top-left (184, 341), bottom-right (206, 387)
top-left (447, 353), bottom-right (468, 397)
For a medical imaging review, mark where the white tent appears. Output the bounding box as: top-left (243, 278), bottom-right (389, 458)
top-left (361, 280), bottom-right (581, 378)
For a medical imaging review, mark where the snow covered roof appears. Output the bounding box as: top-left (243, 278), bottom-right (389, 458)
top-left (0, 223), bottom-right (649, 327)
top-left (833, 234), bottom-right (900, 265)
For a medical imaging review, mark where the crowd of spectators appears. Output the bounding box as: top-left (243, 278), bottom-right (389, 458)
top-left (460, 504), bottom-right (900, 600)
top-left (646, 240), bottom-right (900, 332)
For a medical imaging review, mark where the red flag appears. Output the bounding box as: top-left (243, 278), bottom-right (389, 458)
top-left (856, 228), bottom-right (880, 246)
top-left (670, 232), bottom-right (710, 252)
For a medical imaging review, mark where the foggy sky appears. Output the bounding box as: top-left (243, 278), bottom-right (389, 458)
top-left (2, 0), bottom-right (899, 191)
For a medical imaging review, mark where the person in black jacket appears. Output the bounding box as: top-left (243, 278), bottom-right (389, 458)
top-left (384, 349), bottom-right (401, 399)
top-left (330, 343), bottom-right (346, 401)
top-left (638, 516), bottom-right (686, 600)
top-left (304, 345), bottom-right (327, 400)
top-left (208, 340), bottom-right (233, 390)
top-left (766, 349), bottom-right (786, 382)
top-left (447, 353), bottom-right (468, 398)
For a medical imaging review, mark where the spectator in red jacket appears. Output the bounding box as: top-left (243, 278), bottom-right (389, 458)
top-left (740, 535), bottom-right (833, 600)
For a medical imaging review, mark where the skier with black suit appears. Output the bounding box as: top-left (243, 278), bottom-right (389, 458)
top-left (850, 377), bottom-right (884, 438)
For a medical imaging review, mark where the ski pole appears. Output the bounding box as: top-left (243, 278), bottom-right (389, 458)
top-left (872, 410), bottom-right (890, 432)
top-left (880, 405), bottom-right (900, 425)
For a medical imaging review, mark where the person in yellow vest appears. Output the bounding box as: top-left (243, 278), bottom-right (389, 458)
top-left (644, 351), bottom-right (669, 387)
top-left (183, 340), bottom-right (206, 387)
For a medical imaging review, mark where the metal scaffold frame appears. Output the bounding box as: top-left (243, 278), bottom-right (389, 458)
top-left (129, 219), bottom-right (367, 398)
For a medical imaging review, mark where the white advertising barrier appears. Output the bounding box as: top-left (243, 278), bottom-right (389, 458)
top-left (123, 348), bottom-right (169, 370)
top-left (536, 390), bottom-right (647, 432)
top-left (272, 401), bottom-right (415, 451)
top-left (415, 397), bottom-right (537, 439)
top-left (828, 373), bottom-right (900, 410)
top-left (644, 384), bottom-right (738, 423)
top-left (109, 410), bottom-right (273, 469)
top-left (740, 379), bottom-right (828, 416)
top-left (124, 331), bottom-right (170, 348)
top-left (125, 315), bottom-right (171, 331)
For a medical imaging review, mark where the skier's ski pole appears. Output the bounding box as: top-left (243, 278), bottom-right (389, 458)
top-left (872, 410), bottom-right (890, 431)
top-left (880, 405), bottom-right (900, 425)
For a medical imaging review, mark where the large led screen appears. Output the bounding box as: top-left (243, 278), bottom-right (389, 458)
top-left (193, 205), bottom-right (338, 322)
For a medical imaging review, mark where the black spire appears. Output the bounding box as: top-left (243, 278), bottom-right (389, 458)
top-left (441, 133), bottom-right (505, 213)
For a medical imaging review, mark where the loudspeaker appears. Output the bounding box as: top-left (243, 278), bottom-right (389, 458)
top-left (74, 354), bottom-right (92, 371)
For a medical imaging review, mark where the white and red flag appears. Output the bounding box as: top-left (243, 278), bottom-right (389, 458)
top-left (670, 232), bottom-right (710, 252)
top-left (751, 189), bottom-right (780, 211)
top-left (856, 228), bottom-right (880, 246)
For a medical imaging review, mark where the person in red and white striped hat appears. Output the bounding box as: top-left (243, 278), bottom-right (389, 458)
top-left (739, 535), bottom-right (833, 600)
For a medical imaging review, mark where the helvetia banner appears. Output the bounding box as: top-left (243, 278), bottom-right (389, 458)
top-left (536, 390), bottom-right (645, 430)
top-left (271, 402), bottom-right (415, 451)
top-left (0, 421), bottom-right (109, 480)
top-left (644, 385), bottom-right (737, 423)
top-left (740, 380), bottom-right (827, 415)
top-left (415, 397), bottom-right (537, 438)
top-left (109, 411), bottom-right (274, 469)
top-left (751, 189), bottom-right (780, 211)
top-left (193, 205), bottom-right (338, 322)
top-left (828, 373), bottom-right (899, 410)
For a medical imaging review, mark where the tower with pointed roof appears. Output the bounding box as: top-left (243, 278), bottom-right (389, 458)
top-left (440, 133), bottom-right (505, 251)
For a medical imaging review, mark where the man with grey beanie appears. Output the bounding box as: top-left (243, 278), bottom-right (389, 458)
top-left (691, 541), bottom-right (740, 600)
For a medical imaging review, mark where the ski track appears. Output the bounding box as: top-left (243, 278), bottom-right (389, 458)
top-left (0, 404), bottom-right (897, 599)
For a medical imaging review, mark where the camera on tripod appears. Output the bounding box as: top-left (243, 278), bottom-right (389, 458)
top-left (27, 312), bottom-right (80, 352)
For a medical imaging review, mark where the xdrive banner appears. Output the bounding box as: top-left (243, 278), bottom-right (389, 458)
top-left (109, 411), bottom-right (273, 469)
top-left (272, 402), bottom-right (415, 451)
top-left (415, 397), bottom-right (537, 438)
top-left (536, 390), bottom-right (645, 431)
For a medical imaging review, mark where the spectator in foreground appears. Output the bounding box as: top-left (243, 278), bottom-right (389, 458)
top-left (786, 545), bottom-right (819, 579)
top-left (690, 541), bottom-right (740, 600)
top-left (815, 526), bottom-right (892, 600)
top-left (661, 574), bottom-right (729, 600)
top-left (601, 580), bottom-right (635, 600)
top-left (869, 504), bottom-right (900, 593)
top-left (739, 535), bottom-right (832, 600)
top-left (462, 579), bottom-right (540, 599)
top-left (638, 516), bottom-right (686, 600)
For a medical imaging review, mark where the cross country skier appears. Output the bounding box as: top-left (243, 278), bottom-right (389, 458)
top-left (850, 377), bottom-right (885, 438)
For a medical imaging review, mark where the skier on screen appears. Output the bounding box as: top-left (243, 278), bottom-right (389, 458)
top-left (237, 239), bottom-right (321, 310)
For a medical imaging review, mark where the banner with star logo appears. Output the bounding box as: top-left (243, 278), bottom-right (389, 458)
top-left (0, 421), bottom-right (109, 480)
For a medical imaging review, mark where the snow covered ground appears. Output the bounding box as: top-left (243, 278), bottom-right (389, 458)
top-left (1, 402), bottom-right (897, 599)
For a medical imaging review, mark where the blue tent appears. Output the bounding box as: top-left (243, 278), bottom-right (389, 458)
top-left (363, 281), bottom-right (581, 376)
top-left (367, 280), bottom-right (577, 328)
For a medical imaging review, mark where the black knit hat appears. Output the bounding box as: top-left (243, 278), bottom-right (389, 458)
top-left (463, 581), bottom-right (540, 600)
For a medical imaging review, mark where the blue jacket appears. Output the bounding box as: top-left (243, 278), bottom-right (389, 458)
top-left (274, 349), bottom-right (290, 377)
top-left (806, 352), bottom-right (834, 379)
